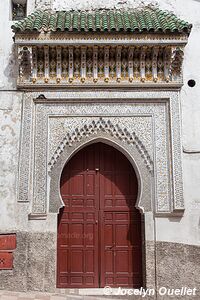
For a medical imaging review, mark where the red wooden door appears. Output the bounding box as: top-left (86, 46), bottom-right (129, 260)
top-left (57, 143), bottom-right (142, 288)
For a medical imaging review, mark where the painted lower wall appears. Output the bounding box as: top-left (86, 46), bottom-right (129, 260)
top-left (0, 230), bottom-right (199, 299)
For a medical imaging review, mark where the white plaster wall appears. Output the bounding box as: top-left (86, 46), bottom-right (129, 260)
top-left (0, 0), bottom-right (200, 247)
top-left (0, 1), bottom-right (22, 231)
top-left (0, 92), bottom-right (21, 231)
top-left (0, 0), bottom-right (18, 90)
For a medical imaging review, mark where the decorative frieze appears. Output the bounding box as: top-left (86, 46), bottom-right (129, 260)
top-left (16, 45), bottom-right (184, 87)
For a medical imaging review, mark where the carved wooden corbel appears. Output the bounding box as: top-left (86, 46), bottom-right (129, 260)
top-left (81, 46), bottom-right (86, 83)
top-left (152, 46), bottom-right (159, 82)
top-left (128, 46), bottom-right (134, 82)
top-left (32, 46), bottom-right (37, 83)
top-left (56, 46), bottom-right (62, 83)
top-left (93, 46), bottom-right (98, 83)
top-left (116, 46), bottom-right (122, 82)
top-left (44, 46), bottom-right (49, 83)
top-left (68, 46), bottom-right (74, 83)
top-left (104, 46), bottom-right (109, 83)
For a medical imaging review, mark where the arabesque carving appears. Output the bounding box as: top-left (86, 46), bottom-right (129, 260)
top-left (48, 117), bottom-right (153, 173)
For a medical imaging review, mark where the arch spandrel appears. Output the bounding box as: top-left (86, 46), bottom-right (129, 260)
top-left (48, 117), bottom-right (153, 174)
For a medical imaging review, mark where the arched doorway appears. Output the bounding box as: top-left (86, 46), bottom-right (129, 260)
top-left (57, 142), bottom-right (143, 288)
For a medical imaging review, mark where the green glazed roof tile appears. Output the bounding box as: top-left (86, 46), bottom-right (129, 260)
top-left (128, 12), bottom-right (139, 31)
top-left (109, 11), bottom-right (115, 31)
top-left (143, 10), bottom-right (154, 31)
top-left (49, 13), bottom-right (57, 31)
top-left (80, 11), bottom-right (86, 31)
top-left (57, 11), bottom-right (65, 30)
top-left (123, 12), bottom-right (131, 31)
top-left (87, 13), bottom-right (93, 31)
top-left (25, 16), bottom-right (34, 30)
top-left (116, 11), bottom-right (124, 31)
top-left (11, 7), bottom-right (192, 35)
top-left (137, 11), bottom-right (147, 31)
top-left (94, 11), bottom-right (101, 31)
top-left (72, 12), bottom-right (79, 31)
top-left (64, 12), bottom-right (71, 31)
top-left (102, 11), bottom-right (108, 31)
top-left (42, 11), bottom-right (50, 31)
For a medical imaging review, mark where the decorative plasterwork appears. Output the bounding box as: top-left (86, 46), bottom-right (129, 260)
top-left (16, 44), bottom-right (185, 87)
top-left (17, 91), bottom-right (184, 218)
top-left (14, 33), bottom-right (189, 44)
top-left (48, 117), bottom-right (153, 173)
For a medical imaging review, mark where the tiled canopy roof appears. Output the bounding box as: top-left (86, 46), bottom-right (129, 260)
top-left (11, 7), bottom-right (192, 34)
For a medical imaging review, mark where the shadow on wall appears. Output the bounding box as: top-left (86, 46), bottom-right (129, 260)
top-left (4, 44), bottom-right (18, 88)
top-left (167, 217), bottom-right (182, 223)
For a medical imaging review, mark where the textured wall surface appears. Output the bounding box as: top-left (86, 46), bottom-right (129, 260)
top-left (156, 242), bottom-right (200, 299)
top-left (0, 232), bottom-right (57, 292)
top-left (0, 92), bottom-right (22, 231)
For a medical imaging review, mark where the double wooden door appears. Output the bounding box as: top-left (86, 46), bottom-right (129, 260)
top-left (57, 143), bottom-right (142, 288)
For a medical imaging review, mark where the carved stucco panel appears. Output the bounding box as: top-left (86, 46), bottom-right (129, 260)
top-left (48, 116), bottom-right (153, 164)
top-left (18, 93), bottom-right (34, 202)
top-left (169, 92), bottom-right (184, 210)
top-left (32, 104), bottom-right (48, 213)
top-left (18, 91), bottom-right (183, 217)
top-left (48, 116), bottom-right (154, 173)
top-left (31, 100), bottom-right (171, 215)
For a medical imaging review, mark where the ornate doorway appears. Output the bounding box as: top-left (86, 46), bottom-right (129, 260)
top-left (57, 142), bottom-right (143, 288)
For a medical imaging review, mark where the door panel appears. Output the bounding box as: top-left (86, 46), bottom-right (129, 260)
top-left (57, 210), bottom-right (99, 287)
top-left (99, 143), bottom-right (137, 211)
top-left (100, 211), bottom-right (142, 288)
top-left (57, 142), bottom-right (142, 288)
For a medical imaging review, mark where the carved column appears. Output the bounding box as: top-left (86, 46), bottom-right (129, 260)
top-left (140, 46), bottom-right (146, 82)
top-left (104, 46), bottom-right (109, 82)
top-left (18, 46), bottom-right (24, 82)
top-left (32, 46), bottom-right (37, 83)
top-left (128, 46), bottom-right (134, 82)
top-left (152, 47), bottom-right (159, 82)
top-left (56, 46), bottom-right (62, 83)
top-left (68, 46), bottom-right (74, 83)
top-left (81, 46), bottom-right (86, 83)
top-left (93, 46), bottom-right (98, 83)
top-left (27, 46), bottom-right (33, 83)
top-left (164, 47), bottom-right (171, 82)
top-left (44, 45), bottom-right (49, 83)
top-left (116, 46), bottom-right (122, 82)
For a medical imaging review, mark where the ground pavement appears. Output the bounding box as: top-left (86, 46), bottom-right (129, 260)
top-left (0, 290), bottom-right (134, 300)
top-left (0, 290), bottom-right (198, 300)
